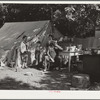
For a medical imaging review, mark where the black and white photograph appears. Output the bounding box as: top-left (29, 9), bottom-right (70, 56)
top-left (0, 2), bottom-right (100, 93)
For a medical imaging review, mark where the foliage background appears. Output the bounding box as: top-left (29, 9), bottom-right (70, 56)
top-left (0, 4), bottom-right (100, 38)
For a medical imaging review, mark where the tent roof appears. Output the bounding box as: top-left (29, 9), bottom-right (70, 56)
top-left (0, 20), bottom-right (62, 50)
top-left (95, 30), bottom-right (100, 38)
top-left (73, 30), bottom-right (100, 49)
top-left (74, 37), bottom-right (100, 49)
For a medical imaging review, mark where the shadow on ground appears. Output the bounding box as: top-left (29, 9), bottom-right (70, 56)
top-left (39, 69), bottom-right (73, 90)
top-left (0, 68), bottom-right (76, 90)
top-left (0, 77), bottom-right (40, 90)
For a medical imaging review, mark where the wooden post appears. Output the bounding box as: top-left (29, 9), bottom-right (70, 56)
top-left (68, 44), bottom-right (71, 72)
top-left (50, 6), bottom-right (54, 35)
top-left (68, 53), bottom-right (71, 72)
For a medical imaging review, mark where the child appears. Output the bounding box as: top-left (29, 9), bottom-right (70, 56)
top-left (15, 48), bottom-right (22, 71)
top-left (35, 41), bottom-right (42, 69)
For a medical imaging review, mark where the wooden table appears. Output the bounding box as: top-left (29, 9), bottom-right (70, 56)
top-left (59, 51), bottom-right (83, 72)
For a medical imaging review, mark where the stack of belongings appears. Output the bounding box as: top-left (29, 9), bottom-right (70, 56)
top-left (0, 49), bottom-right (9, 67)
top-left (71, 74), bottom-right (90, 89)
top-left (58, 37), bottom-right (73, 66)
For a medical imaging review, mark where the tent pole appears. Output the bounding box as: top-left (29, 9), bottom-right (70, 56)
top-left (68, 54), bottom-right (71, 72)
top-left (50, 7), bottom-right (54, 35)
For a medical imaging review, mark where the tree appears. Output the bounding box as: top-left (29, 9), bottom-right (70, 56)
top-left (53, 4), bottom-right (100, 38)
top-left (0, 4), bottom-right (8, 27)
top-left (0, 4), bottom-right (100, 38)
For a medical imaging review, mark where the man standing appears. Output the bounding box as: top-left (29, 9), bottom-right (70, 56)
top-left (20, 35), bottom-right (28, 68)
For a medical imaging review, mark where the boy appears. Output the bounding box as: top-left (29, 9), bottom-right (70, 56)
top-left (35, 41), bottom-right (42, 69)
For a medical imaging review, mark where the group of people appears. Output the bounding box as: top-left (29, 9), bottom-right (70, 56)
top-left (2, 34), bottom-right (65, 72)
top-left (19, 34), bottom-right (65, 71)
top-left (0, 33), bottom-right (84, 72)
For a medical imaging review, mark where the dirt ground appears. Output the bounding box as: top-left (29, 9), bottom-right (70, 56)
top-left (0, 67), bottom-right (72, 90)
top-left (0, 66), bottom-right (100, 90)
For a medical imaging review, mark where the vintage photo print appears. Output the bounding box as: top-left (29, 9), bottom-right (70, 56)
top-left (0, 0), bottom-right (100, 99)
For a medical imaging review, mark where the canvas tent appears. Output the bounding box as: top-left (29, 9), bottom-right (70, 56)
top-left (0, 20), bottom-right (63, 59)
top-left (0, 20), bottom-right (62, 50)
top-left (74, 30), bottom-right (100, 49)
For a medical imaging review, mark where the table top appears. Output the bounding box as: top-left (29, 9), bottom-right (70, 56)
top-left (59, 51), bottom-right (83, 56)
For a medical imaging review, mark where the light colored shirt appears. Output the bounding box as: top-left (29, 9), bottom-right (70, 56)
top-left (20, 42), bottom-right (27, 53)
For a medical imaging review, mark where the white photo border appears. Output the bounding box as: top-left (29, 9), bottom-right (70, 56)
top-left (0, 1), bottom-right (100, 99)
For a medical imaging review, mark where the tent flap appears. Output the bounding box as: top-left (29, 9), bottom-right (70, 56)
top-left (74, 37), bottom-right (100, 49)
top-left (0, 20), bottom-right (62, 50)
